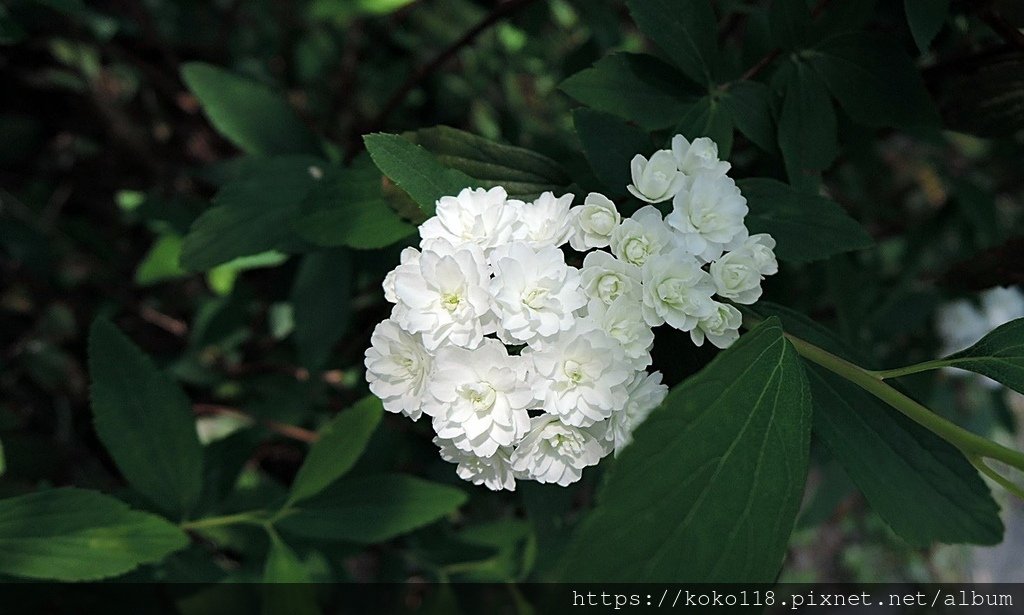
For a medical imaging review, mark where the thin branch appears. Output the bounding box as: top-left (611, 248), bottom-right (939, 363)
top-left (365, 0), bottom-right (541, 134)
top-left (193, 403), bottom-right (319, 443)
top-left (979, 6), bottom-right (1024, 51)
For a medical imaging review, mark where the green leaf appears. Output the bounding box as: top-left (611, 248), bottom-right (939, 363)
top-left (181, 63), bottom-right (320, 156)
top-left (135, 233), bottom-right (187, 286)
top-left (674, 95), bottom-right (734, 158)
top-left (262, 533), bottom-right (319, 614)
top-left (288, 397), bottom-right (383, 504)
top-left (808, 33), bottom-right (940, 128)
top-left (560, 53), bottom-right (693, 131)
top-left (279, 474), bottom-right (467, 543)
top-left (559, 318), bottom-right (812, 582)
top-left (206, 250), bottom-right (290, 296)
top-left (905, 0), bottom-right (950, 52)
top-left (0, 488), bottom-right (188, 581)
top-left (290, 250), bottom-right (353, 370)
top-left (573, 109), bottom-right (651, 198)
top-left (88, 319), bottom-right (203, 517)
top-left (363, 133), bottom-right (477, 215)
top-left (626, 0), bottom-right (718, 85)
top-left (942, 318), bottom-right (1024, 395)
top-left (776, 60), bottom-right (837, 180)
top-left (181, 156), bottom-right (323, 271)
top-left (738, 178), bottom-right (873, 263)
top-left (807, 366), bottom-right (1003, 546)
top-left (769, 0), bottom-right (812, 50)
top-left (721, 81), bottom-right (775, 152)
top-left (292, 164), bottom-right (416, 249)
top-left (0, 437), bottom-right (5, 478)
top-left (409, 126), bottom-right (570, 201)
top-left (263, 533), bottom-right (311, 582)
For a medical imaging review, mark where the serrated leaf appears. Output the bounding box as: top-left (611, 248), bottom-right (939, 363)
top-left (674, 95), bottom-right (734, 158)
top-left (88, 319), bottom-right (203, 517)
top-left (905, 0), bottom-right (949, 52)
top-left (363, 133), bottom-right (477, 215)
top-left (560, 53), bottom-right (693, 131)
top-left (942, 318), bottom-right (1024, 394)
top-left (0, 488), bottom-right (188, 581)
top-left (626, 0), bottom-right (718, 85)
top-left (409, 125), bottom-right (570, 201)
top-left (722, 81), bottom-right (775, 152)
top-left (289, 250), bottom-right (353, 370)
top-left (278, 474), bottom-right (466, 543)
top-left (559, 318), bottom-right (812, 582)
top-left (181, 156), bottom-right (323, 271)
top-left (181, 63), bottom-right (320, 156)
top-left (738, 178), bottom-right (873, 263)
top-left (776, 60), bottom-right (837, 180)
top-left (292, 163), bottom-right (416, 249)
top-left (573, 109), bottom-right (651, 198)
top-left (807, 366), bottom-right (1003, 546)
top-left (288, 397), bottom-right (383, 504)
top-left (808, 33), bottom-right (940, 128)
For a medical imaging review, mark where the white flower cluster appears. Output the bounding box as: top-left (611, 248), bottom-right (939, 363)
top-left (937, 286), bottom-right (1024, 390)
top-left (365, 134), bottom-right (777, 490)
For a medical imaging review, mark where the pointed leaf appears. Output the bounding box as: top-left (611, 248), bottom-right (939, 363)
top-left (674, 95), bottom-right (734, 158)
top-left (288, 397), bottom-right (383, 504)
top-left (559, 318), bottom-right (812, 582)
top-left (181, 63), bottom-right (320, 156)
top-left (290, 250), bottom-right (353, 370)
top-left (88, 319), bottom-right (203, 517)
top-left (363, 133), bottom-right (477, 215)
top-left (722, 81), bottom-right (775, 152)
top-left (279, 474), bottom-right (466, 543)
top-left (573, 109), bottom-right (651, 198)
top-left (626, 0), bottom-right (718, 85)
top-left (942, 318), bottom-right (1024, 394)
top-left (776, 60), bottom-right (837, 178)
top-left (0, 488), bottom-right (188, 581)
top-left (905, 0), bottom-right (950, 52)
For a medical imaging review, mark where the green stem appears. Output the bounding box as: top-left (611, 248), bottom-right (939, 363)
top-left (782, 332), bottom-right (1024, 476)
top-left (180, 510), bottom-right (269, 531)
top-left (868, 359), bottom-right (957, 379)
top-left (971, 457), bottom-right (1024, 501)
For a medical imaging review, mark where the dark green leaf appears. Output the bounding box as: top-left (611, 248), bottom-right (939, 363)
top-left (363, 133), bottom-right (477, 215)
top-left (721, 81), bottom-right (775, 151)
top-left (279, 474), bottom-right (466, 543)
top-left (905, 0), bottom-right (950, 52)
top-left (559, 318), bottom-right (812, 582)
top-left (0, 488), bottom-right (188, 581)
top-left (738, 178), bottom-right (873, 263)
top-left (263, 533), bottom-right (311, 582)
top-left (0, 437), bottom-right (5, 477)
top-left (808, 366), bottom-right (1003, 546)
top-left (181, 156), bottom-right (323, 271)
top-left (288, 396), bottom-right (383, 504)
top-left (262, 533), bottom-right (319, 615)
top-left (181, 63), bottom-right (320, 156)
top-left (560, 53), bottom-right (693, 131)
top-left (626, 0), bottom-right (718, 85)
top-left (769, 0), bottom-right (812, 50)
top-left (675, 95), bottom-right (734, 158)
top-left (942, 318), bottom-right (1024, 395)
top-left (88, 319), bottom-right (203, 517)
top-left (936, 51), bottom-right (1024, 137)
top-left (409, 125), bottom-right (570, 200)
top-left (573, 109), bottom-right (651, 197)
top-left (290, 250), bottom-right (353, 370)
top-left (776, 60), bottom-right (837, 179)
top-left (808, 33), bottom-right (940, 128)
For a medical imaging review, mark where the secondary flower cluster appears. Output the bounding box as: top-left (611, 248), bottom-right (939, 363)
top-left (365, 134), bottom-right (777, 490)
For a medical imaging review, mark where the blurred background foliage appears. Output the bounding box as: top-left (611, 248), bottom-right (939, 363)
top-left (1, 0), bottom-right (1024, 589)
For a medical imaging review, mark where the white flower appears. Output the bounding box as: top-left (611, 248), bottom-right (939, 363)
top-left (383, 247), bottom-right (420, 303)
top-left (708, 249), bottom-right (765, 305)
top-left (392, 241), bottom-right (493, 350)
top-left (627, 150), bottom-right (686, 203)
top-left (690, 301), bottom-right (742, 349)
top-left (610, 205), bottom-right (675, 267)
top-left (742, 233), bottom-right (779, 276)
top-left (489, 243), bottom-right (586, 344)
top-left (436, 437), bottom-right (517, 491)
top-left (364, 319), bottom-right (433, 420)
top-left (666, 171), bottom-right (748, 262)
top-left (584, 297), bottom-right (655, 369)
top-left (640, 250), bottom-right (716, 330)
top-left (426, 339), bottom-right (534, 457)
top-left (980, 286), bottom-right (1024, 328)
top-left (419, 186), bottom-right (517, 251)
top-left (604, 371), bottom-right (668, 455)
top-left (510, 415), bottom-right (607, 486)
top-left (526, 324), bottom-right (631, 427)
top-left (671, 135), bottom-right (731, 178)
top-left (510, 192), bottom-right (574, 247)
top-left (568, 193), bottom-right (621, 251)
top-left (579, 250), bottom-right (642, 306)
